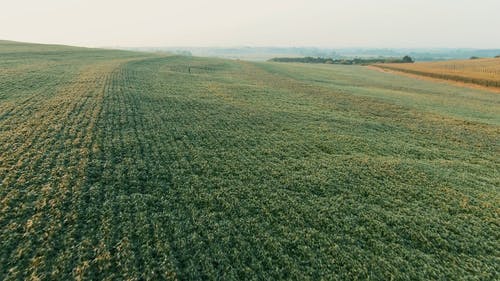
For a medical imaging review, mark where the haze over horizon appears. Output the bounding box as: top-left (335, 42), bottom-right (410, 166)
top-left (1, 0), bottom-right (499, 49)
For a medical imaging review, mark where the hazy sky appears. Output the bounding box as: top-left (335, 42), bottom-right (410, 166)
top-left (1, 0), bottom-right (499, 48)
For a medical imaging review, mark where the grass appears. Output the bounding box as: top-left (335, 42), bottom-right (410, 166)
top-left (373, 58), bottom-right (500, 88)
top-left (0, 41), bottom-right (499, 280)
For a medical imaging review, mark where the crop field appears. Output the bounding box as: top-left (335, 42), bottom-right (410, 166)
top-left (1, 42), bottom-right (499, 280)
top-left (374, 58), bottom-right (500, 88)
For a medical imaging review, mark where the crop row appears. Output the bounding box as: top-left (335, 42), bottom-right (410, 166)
top-left (374, 58), bottom-right (500, 88)
top-left (1, 53), bottom-right (499, 280)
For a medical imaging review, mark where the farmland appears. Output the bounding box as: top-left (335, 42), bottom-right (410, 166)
top-left (1, 41), bottom-right (499, 280)
top-left (374, 58), bottom-right (500, 88)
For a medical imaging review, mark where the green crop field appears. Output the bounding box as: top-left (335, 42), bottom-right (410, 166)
top-left (1, 41), bottom-right (499, 280)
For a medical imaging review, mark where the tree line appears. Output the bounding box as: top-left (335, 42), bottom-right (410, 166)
top-left (268, 56), bottom-right (415, 65)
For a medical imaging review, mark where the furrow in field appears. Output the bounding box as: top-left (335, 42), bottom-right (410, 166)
top-left (0, 64), bottom-right (80, 123)
top-left (57, 64), bottom-right (179, 280)
top-left (0, 60), bottom-right (130, 280)
top-left (0, 65), bottom-right (99, 181)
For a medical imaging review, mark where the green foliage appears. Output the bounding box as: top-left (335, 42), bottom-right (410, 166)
top-left (269, 56), bottom-right (415, 65)
top-left (1, 42), bottom-right (499, 280)
top-left (402, 55), bottom-right (414, 63)
top-left (269, 56), bottom-right (334, 63)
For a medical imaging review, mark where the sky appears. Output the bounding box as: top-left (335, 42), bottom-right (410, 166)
top-left (1, 0), bottom-right (499, 48)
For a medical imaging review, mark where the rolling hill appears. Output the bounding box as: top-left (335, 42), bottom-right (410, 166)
top-left (1, 41), bottom-right (499, 280)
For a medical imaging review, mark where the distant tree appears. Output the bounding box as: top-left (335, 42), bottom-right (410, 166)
top-left (402, 55), bottom-right (414, 63)
top-left (495, 55), bottom-right (500, 58)
top-left (470, 56), bottom-right (480, 59)
top-left (269, 56), bottom-right (417, 65)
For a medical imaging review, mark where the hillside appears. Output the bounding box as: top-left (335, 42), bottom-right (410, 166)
top-left (373, 58), bottom-right (500, 88)
top-left (1, 41), bottom-right (499, 280)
